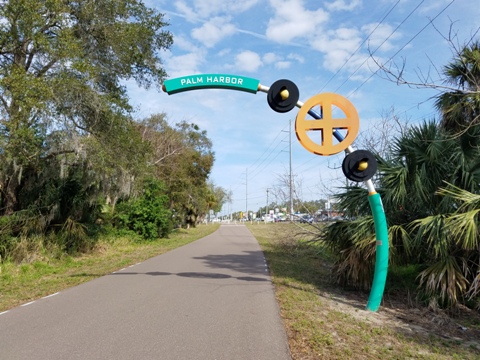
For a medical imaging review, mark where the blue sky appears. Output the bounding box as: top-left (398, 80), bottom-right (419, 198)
top-left (127, 0), bottom-right (479, 215)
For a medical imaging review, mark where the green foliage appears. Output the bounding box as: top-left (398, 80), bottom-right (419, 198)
top-left (322, 116), bottom-right (480, 307)
top-left (322, 217), bottom-right (377, 290)
top-left (116, 179), bottom-right (172, 240)
top-left (435, 41), bottom-right (480, 132)
top-left (0, 0), bottom-right (172, 214)
top-left (139, 115), bottom-right (215, 227)
top-left (386, 264), bottom-right (423, 292)
top-left (56, 217), bottom-right (93, 254)
top-left (0, 209), bottom-right (47, 260)
top-left (0, 0), bottom-right (174, 260)
top-left (418, 255), bottom-right (469, 307)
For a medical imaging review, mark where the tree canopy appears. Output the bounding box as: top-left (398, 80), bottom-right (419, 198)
top-left (0, 0), bottom-right (173, 214)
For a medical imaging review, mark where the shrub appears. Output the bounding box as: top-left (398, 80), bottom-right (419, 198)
top-left (115, 179), bottom-right (172, 240)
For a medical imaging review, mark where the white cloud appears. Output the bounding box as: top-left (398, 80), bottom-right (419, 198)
top-left (417, 0), bottom-right (450, 15)
top-left (311, 27), bottom-right (361, 53)
top-left (235, 50), bottom-right (263, 72)
top-left (287, 53), bottom-right (305, 63)
top-left (263, 52), bottom-right (280, 64)
top-left (275, 61), bottom-right (291, 69)
top-left (262, 53), bottom-right (291, 69)
top-left (164, 50), bottom-right (207, 78)
top-left (172, 34), bottom-right (200, 52)
top-left (174, 0), bottom-right (261, 19)
top-left (266, 0), bottom-right (329, 43)
top-left (325, 0), bottom-right (362, 12)
top-left (361, 23), bottom-right (401, 53)
top-left (191, 17), bottom-right (237, 47)
top-left (193, 0), bottom-right (261, 17)
top-left (173, 1), bottom-right (198, 22)
top-left (217, 48), bottom-right (231, 57)
top-left (309, 27), bottom-right (366, 72)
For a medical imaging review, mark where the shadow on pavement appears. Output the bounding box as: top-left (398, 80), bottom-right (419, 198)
top-left (109, 271), bottom-right (269, 282)
top-left (192, 251), bottom-right (267, 275)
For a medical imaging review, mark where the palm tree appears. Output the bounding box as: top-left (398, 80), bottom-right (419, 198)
top-left (322, 120), bottom-right (480, 307)
top-left (321, 40), bottom-right (480, 308)
top-left (415, 185), bottom-right (480, 308)
top-left (435, 41), bottom-right (480, 132)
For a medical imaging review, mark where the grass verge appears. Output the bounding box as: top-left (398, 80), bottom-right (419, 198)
top-left (0, 224), bottom-right (220, 312)
top-left (247, 222), bottom-right (480, 360)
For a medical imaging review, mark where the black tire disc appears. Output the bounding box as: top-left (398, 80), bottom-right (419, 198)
top-left (342, 150), bottom-right (377, 182)
top-left (267, 79), bottom-right (299, 113)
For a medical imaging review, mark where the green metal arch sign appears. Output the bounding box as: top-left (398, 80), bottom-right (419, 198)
top-left (162, 74), bottom-right (260, 95)
top-left (162, 73), bottom-right (389, 312)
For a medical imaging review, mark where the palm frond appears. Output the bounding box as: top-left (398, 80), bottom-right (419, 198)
top-left (388, 224), bottom-right (411, 259)
top-left (334, 237), bottom-right (376, 290)
top-left (438, 184), bottom-right (480, 212)
top-left (467, 270), bottom-right (480, 303)
top-left (410, 214), bottom-right (450, 258)
top-left (60, 216), bottom-right (89, 252)
top-left (445, 210), bottom-right (480, 250)
top-left (418, 255), bottom-right (469, 306)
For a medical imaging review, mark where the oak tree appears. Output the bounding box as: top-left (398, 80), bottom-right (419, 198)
top-left (0, 0), bottom-right (172, 214)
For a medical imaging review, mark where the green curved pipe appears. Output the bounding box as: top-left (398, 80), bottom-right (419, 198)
top-left (366, 192), bottom-right (389, 311)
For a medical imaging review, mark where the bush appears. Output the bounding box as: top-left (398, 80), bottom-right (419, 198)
top-left (115, 179), bottom-right (172, 240)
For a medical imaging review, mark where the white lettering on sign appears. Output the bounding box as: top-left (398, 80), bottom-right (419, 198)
top-left (177, 75), bottom-right (247, 88)
top-left (180, 76), bottom-right (204, 86)
top-left (204, 76), bottom-right (243, 86)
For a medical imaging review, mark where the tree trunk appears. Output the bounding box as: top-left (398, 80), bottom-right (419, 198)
top-left (2, 172), bottom-right (20, 215)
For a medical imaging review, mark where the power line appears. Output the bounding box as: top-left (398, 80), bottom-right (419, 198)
top-left (247, 122), bottom-right (290, 172)
top-left (348, 0), bottom-right (457, 97)
top-left (247, 137), bottom-right (289, 181)
top-left (335, 0), bottom-right (427, 93)
top-left (319, 0), bottom-right (401, 93)
top-left (229, 122), bottom-right (289, 193)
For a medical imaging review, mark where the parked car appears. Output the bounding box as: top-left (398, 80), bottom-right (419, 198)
top-left (262, 215), bottom-right (275, 223)
top-left (299, 214), bottom-right (314, 224)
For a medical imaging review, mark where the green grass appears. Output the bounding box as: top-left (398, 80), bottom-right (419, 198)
top-left (0, 224), bottom-right (220, 311)
top-left (247, 222), bottom-right (480, 360)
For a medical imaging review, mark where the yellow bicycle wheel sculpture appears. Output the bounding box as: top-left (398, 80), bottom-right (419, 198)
top-left (295, 93), bottom-right (360, 155)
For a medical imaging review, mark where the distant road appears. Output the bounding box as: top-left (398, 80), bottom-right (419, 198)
top-left (0, 225), bottom-right (291, 360)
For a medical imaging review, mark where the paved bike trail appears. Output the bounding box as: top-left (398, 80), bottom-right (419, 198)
top-left (0, 225), bottom-right (291, 360)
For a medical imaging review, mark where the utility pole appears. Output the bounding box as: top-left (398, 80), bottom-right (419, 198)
top-left (266, 188), bottom-right (270, 218)
top-left (245, 168), bottom-right (248, 219)
top-left (282, 119), bottom-right (294, 221)
top-left (289, 119), bottom-right (294, 220)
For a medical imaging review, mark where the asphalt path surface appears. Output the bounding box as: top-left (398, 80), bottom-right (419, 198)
top-left (0, 225), bottom-right (291, 360)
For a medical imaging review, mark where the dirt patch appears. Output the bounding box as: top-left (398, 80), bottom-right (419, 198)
top-left (324, 288), bottom-right (480, 351)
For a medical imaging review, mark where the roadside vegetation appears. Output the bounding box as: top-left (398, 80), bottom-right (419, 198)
top-left (0, 224), bottom-right (220, 312)
top-left (248, 222), bottom-right (480, 360)
top-left (319, 41), bottom-right (480, 311)
top-left (0, 1), bottom-right (230, 265)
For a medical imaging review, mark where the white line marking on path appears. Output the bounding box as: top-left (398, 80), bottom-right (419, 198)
top-left (21, 301), bottom-right (36, 307)
top-left (42, 292), bottom-right (59, 299)
top-left (0, 311), bottom-right (9, 316)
